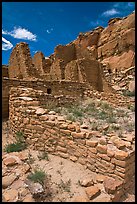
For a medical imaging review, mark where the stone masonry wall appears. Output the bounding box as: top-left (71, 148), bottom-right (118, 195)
top-left (9, 86), bottom-right (135, 193)
top-left (9, 42), bottom-right (40, 79)
top-left (2, 79), bottom-right (9, 119)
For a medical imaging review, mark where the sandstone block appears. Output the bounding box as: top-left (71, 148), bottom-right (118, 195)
top-left (97, 153), bottom-right (110, 161)
top-left (2, 174), bottom-right (18, 189)
top-left (103, 177), bottom-right (123, 194)
top-left (3, 157), bottom-right (19, 166)
top-left (69, 156), bottom-right (78, 162)
top-left (85, 186), bottom-right (101, 200)
top-left (97, 144), bottom-right (107, 153)
top-left (3, 189), bottom-right (18, 201)
top-left (114, 150), bottom-right (129, 160)
top-left (58, 152), bottom-right (69, 159)
top-left (86, 140), bottom-right (98, 147)
top-left (80, 177), bottom-right (94, 187)
top-left (71, 132), bottom-right (86, 139)
top-left (56, 146), bottom-right (67, 153)
top-left (39, 115), bottom-right (49, 121)
top-left (67, 124), bottom-right (76, 131)
top-left (96, 174), bottom-right (106, 183)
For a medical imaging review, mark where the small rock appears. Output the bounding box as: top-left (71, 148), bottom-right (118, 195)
top-left (48, 111), bottom-right (56, 115)
top-left (3, 157), bottom-right (18, 166)
top-left (98, 137), bottom-right (107, 145)
top-left (113, 139), bottom-right (126, 150)
top-left (3, 189), bottom-right (18, 201)
top-left (36, 108), bottom-right (46, 115)
top-left (96, 174), bottom-right (106, 183)
top-left (25, 180), bottom-right (44, 195)
top-left (57, 116), bottom-right (65, 121)
top-left (85, 186), bottom-right (101, 200)
top-left (69, 156), bottom-right (77, 162)
top-left (103, 177), bottom-right (123, 194)
top-left (80, 178), bottom-right (94, 187)
top-left (128, 81), bottom-right (135, 92)
top-left (49, 115), bottom-right (56, 121)
top-left (2, 174), bottom-right (18, 189)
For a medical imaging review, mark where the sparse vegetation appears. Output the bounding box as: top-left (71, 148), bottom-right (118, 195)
top-left (27, 169), bottom-right (46, 185)
top-left (122, 90), bottom-right (135, 97)
top-left (58, 179), bottom-right (71, 192)
top-left (38, 151), bottom-right (49, 161)
top-left (4, 131), bottom-right (27, 153)
top-left (128, 104), bottom-right (135, 112)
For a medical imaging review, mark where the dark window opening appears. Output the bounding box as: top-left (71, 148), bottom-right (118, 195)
top-left (47, 88), bottom-right (52, 94)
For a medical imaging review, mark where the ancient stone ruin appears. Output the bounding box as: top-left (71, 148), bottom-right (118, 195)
top-left (2, 11), bottom-right (135, 202)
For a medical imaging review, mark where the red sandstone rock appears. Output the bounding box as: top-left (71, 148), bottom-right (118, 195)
top-left (103, 177), bottom-right (123, 194)
top-left (80, 177), bottom-right (94, 187)
top-left (115, 150), bottom-right (129, 160)
top-left (71, 132), bottom-right (86, 139)
top-left (85, 186), bottom-right (101, 200)
top-left (86, 140), bottom-right (98, 147)
top-left (128, 80), bottom-right (135, 92)
top-left (3, 157), bottom-right (18, 166)
top-left (3, 189), bottom-right (18, 202)
top-left (97, 144), bottom-right (107, 153)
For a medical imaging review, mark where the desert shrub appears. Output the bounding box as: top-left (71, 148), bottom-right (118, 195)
top-left (4, 131), bottom-right (27, 153)
top-left (27, 169), bottom-right (46, 185)
top-left (38, 151), bottom-right (49, 161)
top-left (122, 90), bottom-right (135, 97)
top-left (5, 142), bottom-right (27, 153)
top-left (58, 179), bottom-right (71, 192)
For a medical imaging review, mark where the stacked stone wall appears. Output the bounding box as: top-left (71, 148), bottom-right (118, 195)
top-left (9, 86), bottom-right (135, 195)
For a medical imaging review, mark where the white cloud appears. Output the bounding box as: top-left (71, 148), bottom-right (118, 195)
top-left (102, 8), bottom-right (120, 17)
top-left (2, 29), bottom-right (8, 35)
top-left (10, 27), bottom-right (37, 41)
top-left (2, 37), bottom-right (13, 51)
top-left (2, 27), bottom-right (37, 41)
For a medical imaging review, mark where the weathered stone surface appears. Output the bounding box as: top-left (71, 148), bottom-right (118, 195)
top-left (3, 156), bottom-right (21, 166)
top-left (2, 174), bottom-right (18, 188)
top-left (96, 174), bottom-right (106, 183)
top-left (115, 150), bottom-right (129, 160)
top-left (71, 132), bottom-right (86, 139)
top-left (86, 140), bottom-right (98, 147)
top-left (3, 189), bottom-right (18, 201)
top-left (80, 177), bottom-right (94, 187)
top-left (97, 144), bottom-right (107, 153)
top-left (35, 108), bottom-right (46, 115)
top-left (103, 177), bottom-right (123, 194)
top-left (85, 186), bottom-right (101, 200)
top-left (128, 80), bottom-right (135, 92)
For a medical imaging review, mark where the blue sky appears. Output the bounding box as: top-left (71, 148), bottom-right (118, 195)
top-left (2, 2), bottom-right (135, 65)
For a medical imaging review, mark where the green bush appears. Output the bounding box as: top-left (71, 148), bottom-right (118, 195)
top-left (4, 131), bottom-right (27, 153)
top-left (27, 169), bottom-right (46, 185)
top-left (123, 90), bottom-right (135, 97)
top-left (5, 142), bottom-right (27, 153)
